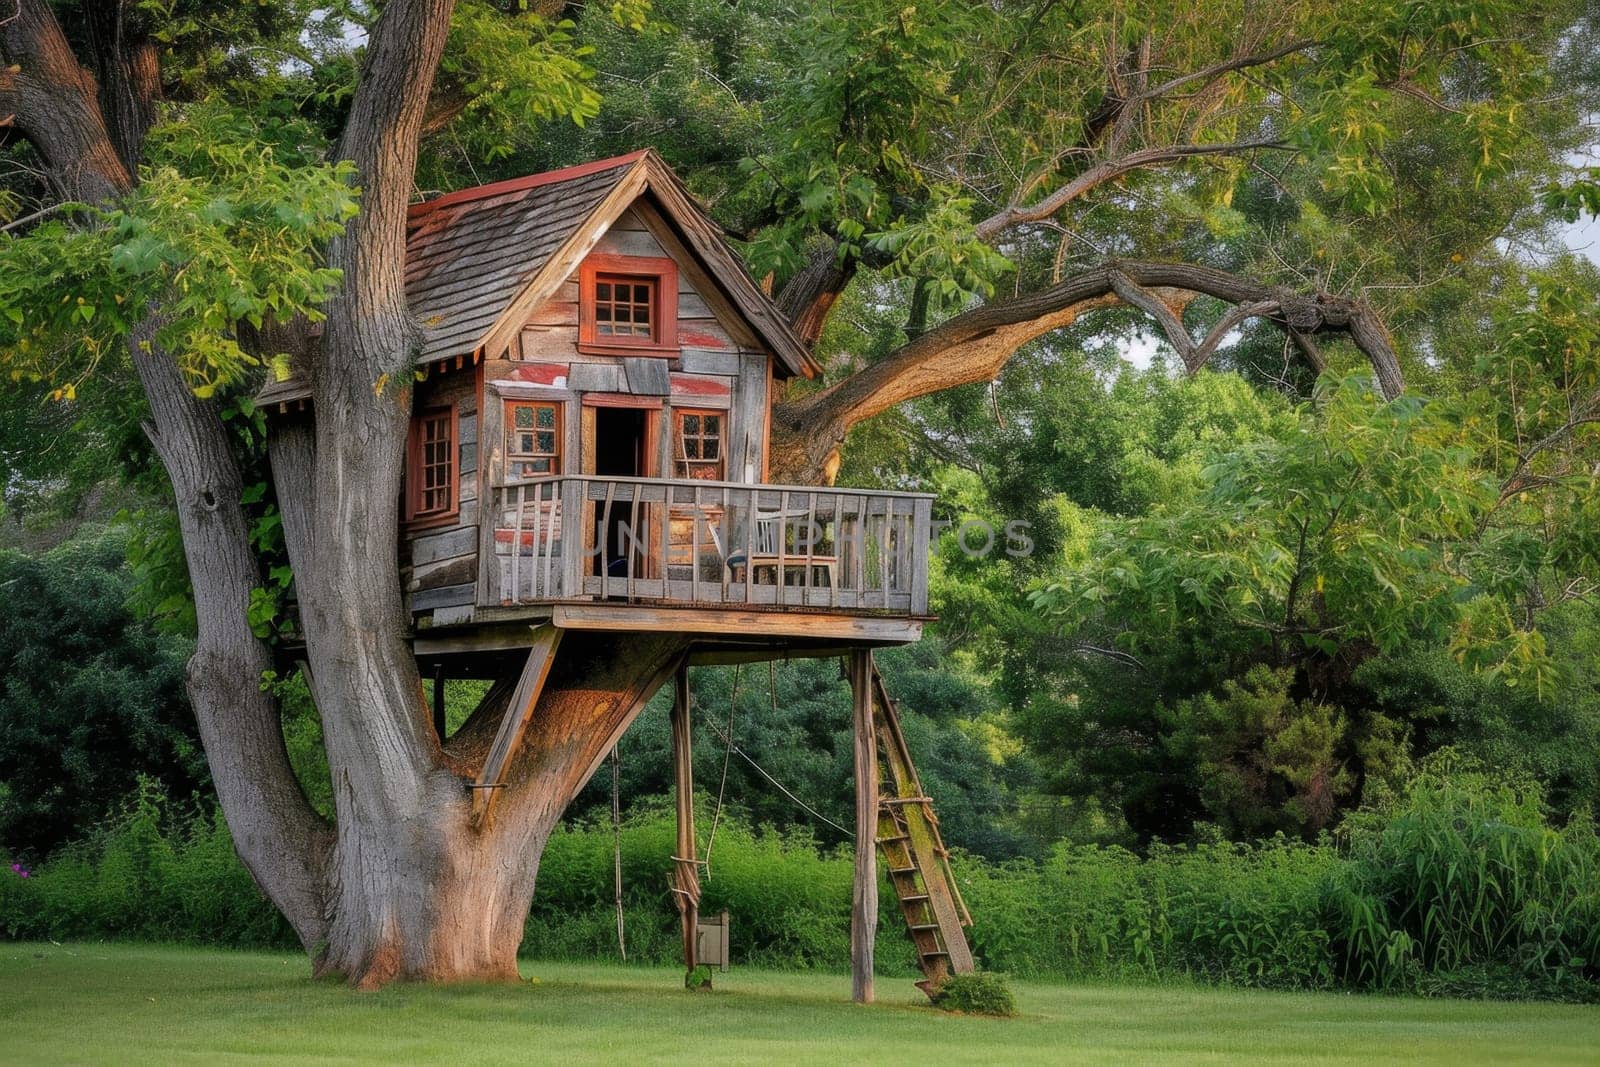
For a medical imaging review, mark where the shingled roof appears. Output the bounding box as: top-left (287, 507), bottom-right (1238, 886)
top-left (261, 150), bottom-right (817, 406)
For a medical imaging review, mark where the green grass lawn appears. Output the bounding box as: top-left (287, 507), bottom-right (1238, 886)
top-left (2, 943), bottom-right (1596, 1065)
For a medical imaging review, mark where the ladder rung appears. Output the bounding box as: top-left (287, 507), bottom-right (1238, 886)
top-left (888, 866), bottom-right (918, 875)
top-left (909, 923), bottom-right (941, 932)
top-left (877, 833), bottom-right (909, 842)
top-left (900, 893), bottom-right (930, 904)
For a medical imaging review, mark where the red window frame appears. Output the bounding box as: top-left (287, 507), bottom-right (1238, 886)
top-left (578, 253), bottom-right (678, 355)
top-left (672, 408), bottom-right (726, 481)
top-left (506, 399), bottom-right (563, 478)
top-left (406, 406), bottom-right (458, 524)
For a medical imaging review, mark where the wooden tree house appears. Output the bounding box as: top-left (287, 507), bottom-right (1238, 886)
top-left (262, 150), bottom-right (972, 999)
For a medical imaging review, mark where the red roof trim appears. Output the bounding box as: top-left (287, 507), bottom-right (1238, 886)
top-left (407, 150), bottom-right (650, 220)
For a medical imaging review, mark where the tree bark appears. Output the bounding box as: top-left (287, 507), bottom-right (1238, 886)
top-left (0, 2), bottom-right (131, 203)
top-left (134, 335), bottom-right (333, 950)
top-left (285, 0), bottom-right (469, 986)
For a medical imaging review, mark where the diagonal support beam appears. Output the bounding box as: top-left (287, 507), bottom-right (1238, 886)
top-left (472, 625), bottom-right (564, 825)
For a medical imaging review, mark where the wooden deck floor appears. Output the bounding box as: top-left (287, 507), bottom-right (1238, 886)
top-left (412, 601), bottom-right (927, 664)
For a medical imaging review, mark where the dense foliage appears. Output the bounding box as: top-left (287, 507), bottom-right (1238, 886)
top-left (4, 763), bottom-right (1594, 1000)
top-left (0, 530), bottom-right (201, 856)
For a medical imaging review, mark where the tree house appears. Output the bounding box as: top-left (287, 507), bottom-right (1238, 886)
top-left (262, 151), bottom-right (971, 999)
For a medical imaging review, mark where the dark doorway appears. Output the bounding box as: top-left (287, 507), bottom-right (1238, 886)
top-left (594, 406), bottom-right (649, 476)
top-left (591, 406), bottom-right (653, 579)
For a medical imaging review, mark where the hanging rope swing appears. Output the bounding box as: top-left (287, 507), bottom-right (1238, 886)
top-left (606, 661), bottom-right (856, 963)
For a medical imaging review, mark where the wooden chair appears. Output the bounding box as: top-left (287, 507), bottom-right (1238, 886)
top-left (710, 508), bottom-right (836, 590)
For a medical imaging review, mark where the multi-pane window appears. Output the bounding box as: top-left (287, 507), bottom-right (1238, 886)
top-left (408, 408), bottom-right (456, 521)
top-left (674, 410), bottom-right (724, 480)
top-left (507, 400), bottom-right (561, 477)
top-left (578, 255), bottom-right (676, 353)
top-left (593, 275), bottom-right (655, 340)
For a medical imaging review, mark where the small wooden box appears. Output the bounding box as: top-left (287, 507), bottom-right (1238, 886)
top-left (696, 910), bottom-right (731, 971)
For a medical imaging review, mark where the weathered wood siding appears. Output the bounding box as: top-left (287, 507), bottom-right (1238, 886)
top-left (402, 199), bottom-right (778, 614)
top-left (475, 203), bottom-right (776, 607)
top-left (401, 366), bottom-right (480, 615)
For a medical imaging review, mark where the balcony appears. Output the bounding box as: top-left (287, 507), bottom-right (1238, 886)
top-left (478, 476), bottom-right (933, 640)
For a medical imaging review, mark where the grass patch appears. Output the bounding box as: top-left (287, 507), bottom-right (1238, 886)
top-left (2, 943), bottom-right (1597, 1065)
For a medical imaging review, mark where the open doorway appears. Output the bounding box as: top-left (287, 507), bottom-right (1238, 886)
top-left (590, 405), bottom-right (655, 579)
top-left (593, 406), bottom-right (650, 477)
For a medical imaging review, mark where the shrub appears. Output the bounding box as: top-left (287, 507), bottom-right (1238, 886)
top-left (4, 768), bottom-right (1595, 1003)
top-left (1328, 756), bottom-right (1600, 1000)
top-left (931, 971), bottom-right (1017, 1016)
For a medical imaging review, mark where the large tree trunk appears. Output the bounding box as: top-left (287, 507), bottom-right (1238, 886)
top-left (282, 624), bottom-right (688, 986)
top-left (134, 336), bottom-right (333, 949)
top-left (3, 0), bottom-right (334, 949)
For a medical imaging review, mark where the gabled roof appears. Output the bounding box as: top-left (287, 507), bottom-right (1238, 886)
top-left (260, 150), bottom-right (817, 407)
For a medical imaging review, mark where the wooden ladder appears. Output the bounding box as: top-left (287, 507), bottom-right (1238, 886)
top-left (869, 665), bottom-right (975, 992)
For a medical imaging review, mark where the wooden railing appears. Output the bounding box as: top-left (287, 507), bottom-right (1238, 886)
top-left (483, 475), bottom-right (933, 615)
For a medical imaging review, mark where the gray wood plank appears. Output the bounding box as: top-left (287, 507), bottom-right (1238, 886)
top-left (412, 582), bottom-right (477, 610)
top-left (679, 350), bottom-right (741, 376)
top-left (411, 525), bottom-right (478, 565)
top-left (623, 358), bottom-right (671, 396)
top-left (568, 362), bottom-right (621, 393)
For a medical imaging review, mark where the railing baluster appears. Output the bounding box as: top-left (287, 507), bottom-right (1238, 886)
top-left (561, 477), bottom-right (581, 598)
top-left (627, 487), bottom-right (638, 603)
top-left (854, 492), bottom-right (867, 599)
top-left (542, 483), bottom-right (555, 599)
top-left (659, 481), bottom-right (670, 601)
top-left (777, 489), bottom-right (789, 606)
top-left (527, 480), bottom-right (544, 599)
top-left (600, 481), bottom-right (615, 600)
top-left (690, 484), bottom-right (700, 605)
top-left (511, 484), bottom-right (525, 604)
top-left (882, 495), bottom-right (894, 609)
top-left (743, 484), bottom-right (754, 605)
top-left (804, 490), bottom-right (816, 603)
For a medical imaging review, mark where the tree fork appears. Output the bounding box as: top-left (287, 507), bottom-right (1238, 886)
top-left (309, 631), bottom-right (691, 987)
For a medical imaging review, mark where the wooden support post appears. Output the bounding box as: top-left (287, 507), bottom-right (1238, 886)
top-left (431, 663), bottom-right (447, 741)
top-left (849, 649), bottom-right (878, 1004)
top-left (670, 663), bottom-right (703, 985)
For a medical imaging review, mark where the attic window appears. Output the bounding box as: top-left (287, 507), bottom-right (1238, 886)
top-left (579, 253), bottom-right (677, 355)
top-left (595, 275), bottom-right (655, 338)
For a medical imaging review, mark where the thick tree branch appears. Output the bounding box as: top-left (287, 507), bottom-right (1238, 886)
top-left (975, 139), bottom-right (1290, 241)
top-left (79, 5), bottom-right (161, 172)
top-left (775, 241), bottom-right (856, 349)
top-left (770, 260), bottom-right (1404, 483)
top-left (0, 0), bottom-right (130, 202)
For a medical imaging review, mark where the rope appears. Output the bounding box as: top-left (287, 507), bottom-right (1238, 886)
top-left (702, 664), bottom-right (740, 877)
top-left (610, 745), bottom-right (626, 961)
top-left (702, 709), bottom-right (855, 839)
